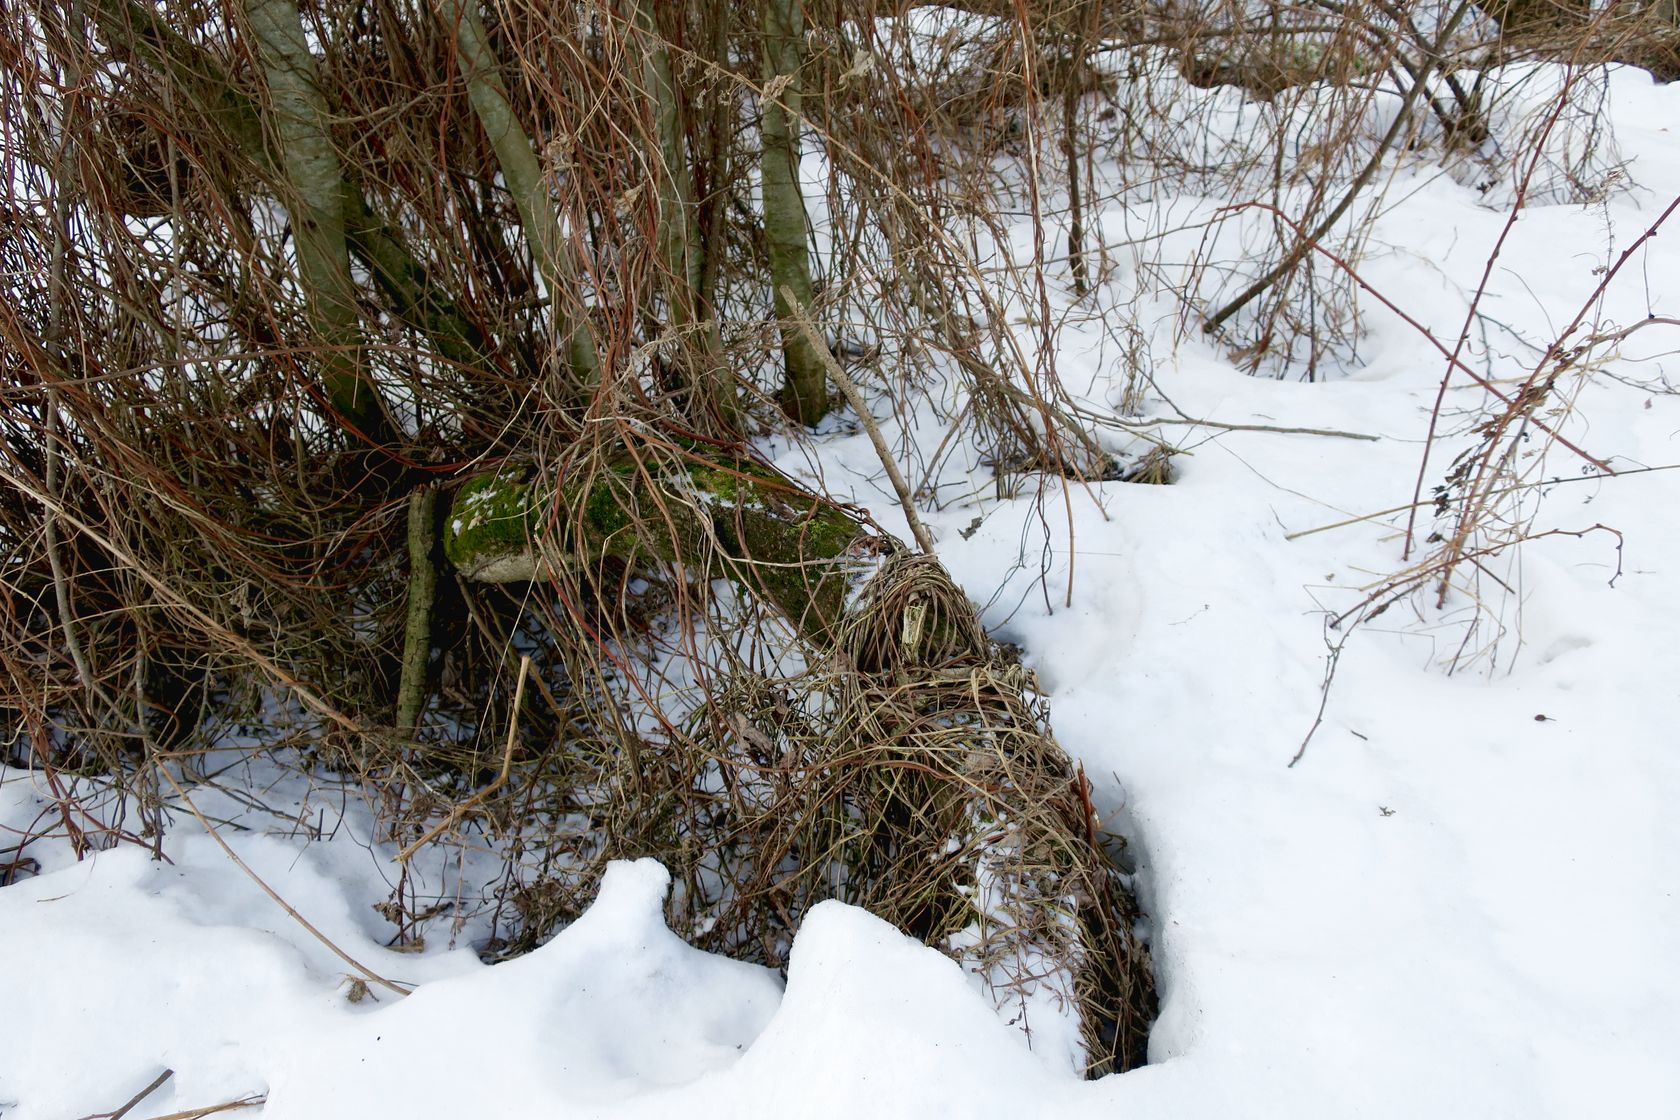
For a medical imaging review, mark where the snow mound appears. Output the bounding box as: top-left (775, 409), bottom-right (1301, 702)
top-left (264, 859), bottom-right (783, 1115)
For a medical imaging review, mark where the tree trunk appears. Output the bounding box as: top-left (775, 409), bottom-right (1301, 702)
top-left (396, 484), bottom-right (439, 737)
top-left (436, 0), bottom-right (598, 389)
top-left (631, 0), bottom-right (732, 421)
top-left (759, 0), bottom-right (829, 426)
top-left (244, 0), bottom-right (392, 443)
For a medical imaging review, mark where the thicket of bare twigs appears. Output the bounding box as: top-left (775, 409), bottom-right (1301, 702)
top-left (2, 0), bottom-right (1675, 1075)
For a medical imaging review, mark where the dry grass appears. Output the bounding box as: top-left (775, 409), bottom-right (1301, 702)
top-left (451, 552), bottom-right (1155, 1074)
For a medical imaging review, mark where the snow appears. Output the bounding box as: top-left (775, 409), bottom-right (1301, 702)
top-left (267, 860), bottom-right (783, 1116)
top-left (6, 62), bottom-right (1680, 1120)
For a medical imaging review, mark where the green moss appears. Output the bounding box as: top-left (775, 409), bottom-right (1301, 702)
top-left (679, 459), bottom-right (864, 635)
top-left (689, 463), bottom-right (755, 506)
top-left (444, 471), bottom-right (541, 578)
top-left (580, 469), bottom-right (638, 555)
top-left (689, 458), bottom-right (859, 555)
top-left (445, 452), bottom-right (872, 640)
top-left (791, 501), bottom-right (864, 557)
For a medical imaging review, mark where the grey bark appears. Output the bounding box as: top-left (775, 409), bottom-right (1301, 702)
top-left (631, 0), bottom-right (731, 418)
top-left (244, 0), bottom-right (390, 440)
top-left (759, 0), bottom-right (829, 426)
top-left (396, 484), bottom-right (439, 737)
top-left (436, 0), bottom-right (598, 388)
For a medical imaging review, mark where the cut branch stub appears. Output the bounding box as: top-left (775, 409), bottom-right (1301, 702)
top-left (444, 457), bottom-right (881, 641)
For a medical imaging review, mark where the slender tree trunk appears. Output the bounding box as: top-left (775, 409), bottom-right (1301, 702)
top-left (244, 0), bottom-right (391, 442)
top-left (631, 0), bottom-right (732, 421)
top-left (396, 484), bottom-right (438, 737)
top-left (696, 4), bottom-right (732, 322)
top-left (634, 0), bottom-right (701, 316)
top-left (1061, 76), bottom-right (1086, 298)
top-left (759, 0), bottom-right (829, 426)
top-left (437, 0), bottom-right (598, 389)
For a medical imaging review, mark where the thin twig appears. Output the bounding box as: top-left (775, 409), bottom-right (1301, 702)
top-left (395, 654), bottom-right (530, 862)
top-left (782, 288), bottom-right (938, 556)
top-left (142, 1095), bottom-right (265, 1120)
top-left (1290, 627), bottom-right (1349, 768)
top-left (1581, 315), bottom-right (1680, 346)
top-left (1284, 463), bottom-right (1680, 542)
top-left (75, 1067), bottom-right (173, 1120)
top-left (155, 766), bottom-right (412, 996)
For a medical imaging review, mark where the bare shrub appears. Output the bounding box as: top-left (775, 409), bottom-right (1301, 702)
top-left (1, 0), bottom-right (1155, 1074)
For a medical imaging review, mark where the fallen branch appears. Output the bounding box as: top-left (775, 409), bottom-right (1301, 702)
top-left (1133, 416), bottom-right (1380, 442)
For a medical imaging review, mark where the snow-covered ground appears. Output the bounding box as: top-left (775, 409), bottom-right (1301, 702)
top-left (5, 63), bottom-right (1679, 1120)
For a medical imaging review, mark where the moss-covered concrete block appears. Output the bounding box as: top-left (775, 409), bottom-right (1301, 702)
top-left (444, 453), bottom-right (878, 641)
top-left (444, 470), bottom-right (545, 581)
